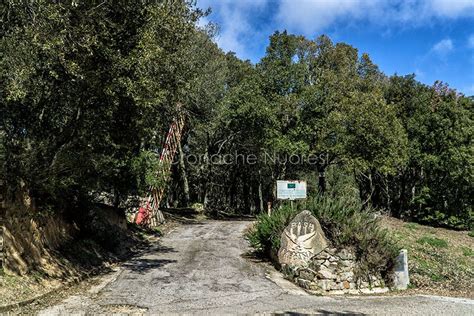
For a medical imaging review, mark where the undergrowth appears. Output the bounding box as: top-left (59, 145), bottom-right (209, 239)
top-left (416, 236), bottom-right (448, 248)
top-left (246, 193), bottom-right (398, 284)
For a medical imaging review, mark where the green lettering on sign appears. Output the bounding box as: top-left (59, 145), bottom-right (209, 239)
top-left (287, 183), bottom-right (296, 189)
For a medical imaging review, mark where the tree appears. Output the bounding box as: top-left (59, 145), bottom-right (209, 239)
top-left (382, 77), bottom-right (473, 228)
top-left (1, 1), bottom-right (207, 217)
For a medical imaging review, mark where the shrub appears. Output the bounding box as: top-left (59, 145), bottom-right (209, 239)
top-left (246, 205), bottom-right (299, 261)
top-left (246, 194), bottom-right (399, 283)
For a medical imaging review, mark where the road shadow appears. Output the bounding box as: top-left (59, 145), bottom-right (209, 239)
top-left (162, 210), bottom-right (206, 225)
top-left (208, 211), bottom-right (256, 221)
top-left (121, 243), bottom-right (178, 274)
top-left (241, 250), bottom-right (271, 263)
top-left (122, 257), bottom-right (177, 274)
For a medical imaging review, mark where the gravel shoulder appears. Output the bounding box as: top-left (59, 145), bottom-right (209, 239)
top-left (36, 220), bottom-right (473, 315)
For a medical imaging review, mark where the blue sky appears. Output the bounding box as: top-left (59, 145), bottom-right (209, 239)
top-left (196, 0), bottom-right (474, 95)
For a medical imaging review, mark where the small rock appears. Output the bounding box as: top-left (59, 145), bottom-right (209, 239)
top-left (313, 252), bottom-right (329, 260)
top-left (296, 278), bottom-right (313, 289)
top-left (317, 268), bottom-right (336, 280)
top-left (337, 249), bottom-right (354, 260)
top-left (299, 268), bottom-right (317, 281)
top-left (340, 259), bottom-right (354, 267)
top-left (343, 280), bottom-right (350, 289)
top-left (328, 262), bottom-right (338, 269)
top-left (340, 271), bottom-right (354, 281)
top-left (318, 279), bottom-right (331, 291)
top-left (329, 281), bottom-right (339, 290)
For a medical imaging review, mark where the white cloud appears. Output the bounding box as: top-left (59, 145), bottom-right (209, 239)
top-left (197, 0), bottom-right (269, 59)
top-left (429, 0), bottom-right (474, 18)
top-left (468, 34), bottom-right (474, 49)
top-left (196, 0), bottom-right (474, 61)
top-left (275, 0), bottom-right (474, 35)
top-left (276, 0), bottom-right (365, 35)
top-left (432, 38), bottom-right (453, 55)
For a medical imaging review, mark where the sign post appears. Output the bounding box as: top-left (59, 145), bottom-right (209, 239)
top-left (277, 180), bottom-right (307, 200)
top-left (276, 180), bottom-right (307, 210)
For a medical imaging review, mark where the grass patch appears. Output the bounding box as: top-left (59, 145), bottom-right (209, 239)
top-left (405, 222), bottom-right (419, 230)
top-left (468, 230), bottom-right (474, 238)
top-left (382, 216), bottom-right (474, 297)
top-left (461, 247), bottom-right (473, 257)
top-left (416, 236), bottom-right (448, 248)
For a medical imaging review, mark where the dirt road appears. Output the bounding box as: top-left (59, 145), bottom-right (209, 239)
top-left (40, 220), bottom-right (473, 315)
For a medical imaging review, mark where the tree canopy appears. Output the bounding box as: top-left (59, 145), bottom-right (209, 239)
top-left (1, 1), bottom-right (472, 229)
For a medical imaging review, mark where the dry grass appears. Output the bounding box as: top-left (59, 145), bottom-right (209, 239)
top-left (0, 270), bottom-right (62, 306)
top-left (381, 216), bottom-right (474, 298)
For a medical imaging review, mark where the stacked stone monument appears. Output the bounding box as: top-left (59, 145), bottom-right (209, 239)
top-left (277, 210), bottom-right (406, 294)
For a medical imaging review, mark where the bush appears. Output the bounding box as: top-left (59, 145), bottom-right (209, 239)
top-left (246, 205), bottom-right (299, 260)
top-left (246, 194), bottom-right (399, 283)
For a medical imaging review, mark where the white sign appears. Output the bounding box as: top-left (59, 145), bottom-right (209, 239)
top-left (277, 180), bottom-right (307, 200)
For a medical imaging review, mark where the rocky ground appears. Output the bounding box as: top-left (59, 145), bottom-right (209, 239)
top-left (11, 220), bottom-right (471, 315)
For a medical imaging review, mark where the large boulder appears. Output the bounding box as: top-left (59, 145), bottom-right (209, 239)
top-left (278, 210), bottom-right (328, 267)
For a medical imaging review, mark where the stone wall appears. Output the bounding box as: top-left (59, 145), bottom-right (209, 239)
top-left (282, 248), bottom-right (389, 295)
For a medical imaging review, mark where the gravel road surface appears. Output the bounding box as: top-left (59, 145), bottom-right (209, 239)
top-left (39, 220), bottom-right (473, 315)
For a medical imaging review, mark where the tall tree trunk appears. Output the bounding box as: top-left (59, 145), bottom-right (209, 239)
top-left (178, 141), bottom-right (190, 206)
top-left (200, 135), bottom-right (211, 207)
top-left (258, 170), bottom-right (264, 213)
top-left (399, 172), bottom-right (407, 218)
top-left (243, 181), bottom-right (250, 214)
top-left (318, 166), bottom-right (326, 194)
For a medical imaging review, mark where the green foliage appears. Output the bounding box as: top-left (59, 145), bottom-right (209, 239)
top-left (246, 192), bottom-right (398, 281)
top-left (416, 236), bottom-right (448, 248)
top-left (461, 247), bottom-right (473, 257)
top-left (381, 77), bottom-right (473, 229)
top-left (1, 1), bottom-right (208, 213)
top-left (1, 1), bottom-right (471, 237)
top-left (246, 204), bottom-right (299, 258)
top-left (404, 222), bottom-right (420, 230)
top-left (131, 150), bottom-right (169, 194)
